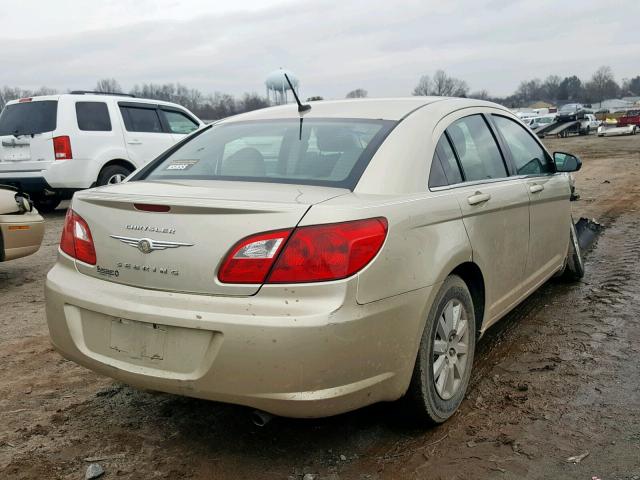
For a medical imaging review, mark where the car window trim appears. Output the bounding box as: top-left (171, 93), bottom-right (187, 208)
top-left (429, 174), bottom-right (528, 192)
top-left (118, 101), bottom-right (159, 110)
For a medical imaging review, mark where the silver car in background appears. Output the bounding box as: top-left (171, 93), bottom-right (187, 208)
top-left (45, 98), bottom-right (583, 423)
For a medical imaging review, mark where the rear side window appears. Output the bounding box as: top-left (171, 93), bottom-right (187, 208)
top-left (447, 115), bottom-right (507, 182)
top-left (120, 105), bottom-right (163, 133)
top-left (0, 101), bottom-right (57, 136)
top-left (428, 152), bottom-right (448, 188)
top-left (492, 115), bottom-right (552, 175)
top-left (76, 102), bottom-right (112, 131)
top-left (161, 109), bottom-right (199, 134)
top-left (429, 136), bottom-right (464, 188)
top-left (437, 136), bottom-right (463, 184)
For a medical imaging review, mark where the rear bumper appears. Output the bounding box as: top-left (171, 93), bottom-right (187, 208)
top-left (0, 159), bottom-right (97, 192)
top-left (45, 257), bottom-right (432, 417)
top-left (0, 174), bottom-right (52, 194)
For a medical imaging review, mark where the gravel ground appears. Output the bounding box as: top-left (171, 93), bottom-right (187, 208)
top-left (1, 134), bottom-right (639, 480)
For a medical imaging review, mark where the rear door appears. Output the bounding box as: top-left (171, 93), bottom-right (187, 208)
top-left (118, 102), bottom-right (175, 167)
top-left (490, 114), bottom-right (570, 287)
top-left (438, 113), bottom-right (530, 324)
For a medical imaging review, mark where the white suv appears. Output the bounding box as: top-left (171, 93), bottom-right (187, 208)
top-left (0, 92), bottom-right (204, 211)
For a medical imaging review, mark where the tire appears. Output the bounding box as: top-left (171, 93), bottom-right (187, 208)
top-left (561, 220), bottom-right (585, 281)
top-left (97, 164), bottom-right (133, 186)
top-left (404, 275), bottom-right (476, 425)
top-left (33, 195), bottom-right (61, 213)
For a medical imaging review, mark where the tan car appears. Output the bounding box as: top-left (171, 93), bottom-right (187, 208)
top-left (0, 185), bottom-right (45, 262)
top-left (45, 98), bottom-right (584, 423)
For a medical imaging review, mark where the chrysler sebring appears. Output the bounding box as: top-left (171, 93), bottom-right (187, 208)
top-left (45, 97), bottom-right (584, 423)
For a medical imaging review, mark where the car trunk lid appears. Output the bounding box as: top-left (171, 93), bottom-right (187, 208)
top-left (71, 180), bottom-right (349, 296)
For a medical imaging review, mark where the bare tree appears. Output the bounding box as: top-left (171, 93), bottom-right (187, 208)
top-left (469, 90), bottom-right (490, 100)
top-left (238, 92), bottom-right (270, 112)
top-left (412, 71), bottom-right (468, 97)
top-left (0, 86), bottom-right (58, 109)
top-left (346, 88), bottom-right (368, 98)
top-left (412, 75), bottom-right (433, 96)
top-left (585, 66), bottom-right (619, 104)
top-left (515, 79), bottom-right (543, 104)
top-left (95, 78), bottom-right (122, 93)
top-left (558, 76), bottom-right (584, 101)
top-left (432, 70), bottom-right (469, 97)
top-left (622, 76), bottom-right (640, 96)
top-left (542, 75), bottom-right (562, 101)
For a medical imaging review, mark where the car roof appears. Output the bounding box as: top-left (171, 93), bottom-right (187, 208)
top-left (221, 97), bottom-right (497, 122)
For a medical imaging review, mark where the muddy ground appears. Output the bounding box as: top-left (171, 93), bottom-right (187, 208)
top-left (1, 134), bottom-right (639, 480)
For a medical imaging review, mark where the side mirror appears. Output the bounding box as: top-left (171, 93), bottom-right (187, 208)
top-left (554, 151), bottom-right (582, 172)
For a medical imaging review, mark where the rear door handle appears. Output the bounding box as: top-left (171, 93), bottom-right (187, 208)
top-left (127, 140), bottom-right (142, 145)
top-left (529, 184), bottom-right (544, 194)
top-left (467, 192), bottom-right (491, 205)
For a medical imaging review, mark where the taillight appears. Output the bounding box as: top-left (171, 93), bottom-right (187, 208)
top-left (60, 209), bottom-right (96, 265)
top-left (218, 229), bottom-right (292, 284)
top-left (217, 218), bottom-right (388, 284)
top-left (53, 136), bottom-right (72, 160)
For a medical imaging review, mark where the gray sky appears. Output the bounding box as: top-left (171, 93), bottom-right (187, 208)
top-left (1, 0), bottom-right (638, 99)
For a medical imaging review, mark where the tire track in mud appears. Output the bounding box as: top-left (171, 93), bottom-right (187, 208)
top-left (584, 219), bottom-right (640, 306)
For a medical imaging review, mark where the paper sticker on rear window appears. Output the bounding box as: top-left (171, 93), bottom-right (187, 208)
top-left (164, 159), bottom-right (199, 171)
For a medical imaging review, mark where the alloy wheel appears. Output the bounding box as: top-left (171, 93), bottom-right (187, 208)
top-left (432, 299), bottom-right (470, 400)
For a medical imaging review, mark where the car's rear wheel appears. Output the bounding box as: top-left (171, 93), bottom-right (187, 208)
top-left (33, 195), bottom-right (61, 213)
top-left (97, 164), bottom-right (133, 186)
top-left (405, 274), bottom-right (476, 424)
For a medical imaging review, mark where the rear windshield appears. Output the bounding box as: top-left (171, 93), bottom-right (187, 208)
top-left (0, 101), bottom-right (57, 136)
top-left (140, 118), bottom-right (395, 189)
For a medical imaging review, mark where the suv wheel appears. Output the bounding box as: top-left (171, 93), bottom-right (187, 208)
top-left (404, 274), bottom-right (476, 424)
top-left (33, 195), bottom-right (61, 213)
top-left (98, 164), bottom-right (133, 186)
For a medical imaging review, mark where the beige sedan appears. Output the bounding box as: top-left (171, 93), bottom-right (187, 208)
top-left (45, 97), bottom-right (583, 423)
top-left (0, 186), bottom-right (44, 262)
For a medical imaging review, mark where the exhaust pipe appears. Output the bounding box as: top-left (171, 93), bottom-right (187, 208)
top-left (250, 409), bottom-right (273, 427)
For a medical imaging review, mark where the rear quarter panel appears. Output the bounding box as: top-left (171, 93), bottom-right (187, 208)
top-left (302, 193), bottom-right (471, 305)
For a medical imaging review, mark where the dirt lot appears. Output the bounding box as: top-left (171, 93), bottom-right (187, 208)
top-left (1, 134), bottom-right (640, 480)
